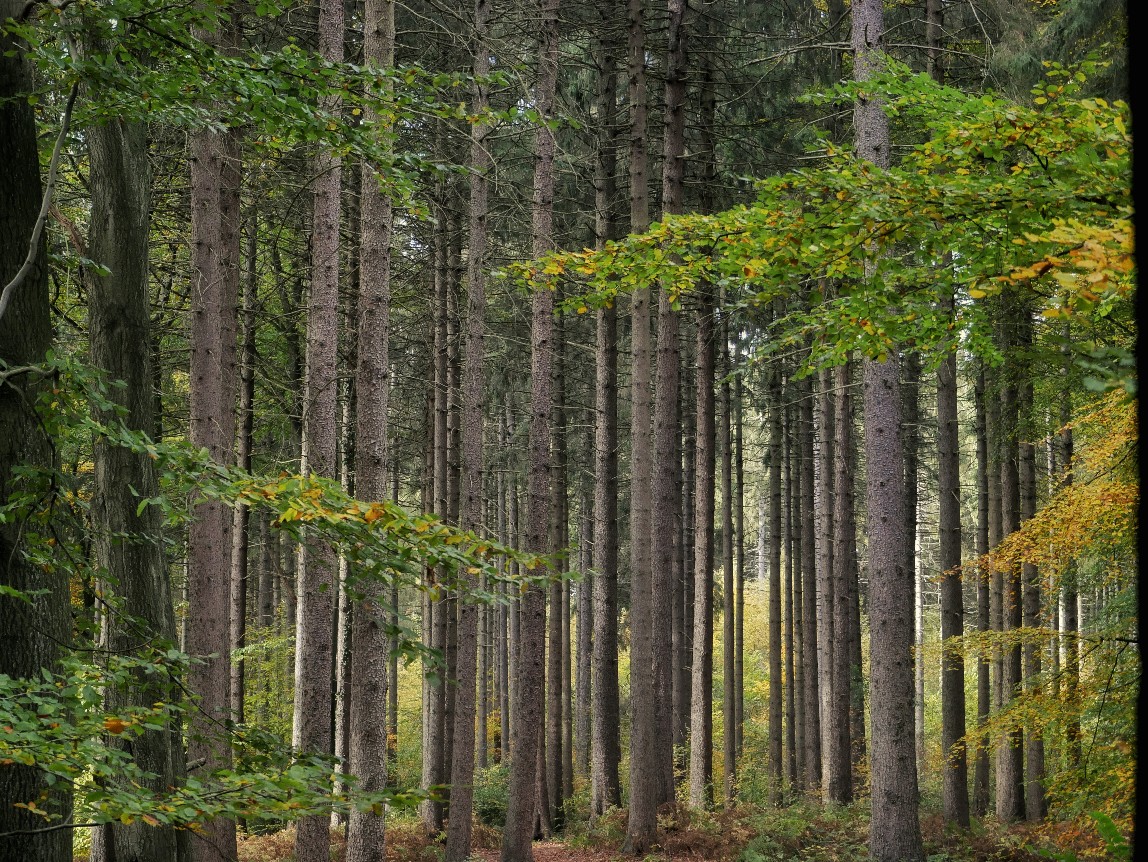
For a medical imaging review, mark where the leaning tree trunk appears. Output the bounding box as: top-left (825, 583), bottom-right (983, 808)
top-left (853, 0), bottom-right (924, 856)
top-left (346, 1), bottom-right (395, 859)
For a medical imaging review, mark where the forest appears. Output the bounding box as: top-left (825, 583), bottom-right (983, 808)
top-left (0, 0), bottom-right (1135, 862)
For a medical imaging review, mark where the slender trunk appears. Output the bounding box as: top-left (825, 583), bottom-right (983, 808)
top-left (652, 0), bottom-right (687, 805)
top-left (902, 353), bottom-right (922, 779)
top-left (442, 0), bottom-right (490, 852)
top-left (996, 293), bottom-right (1025, 823)
top-left (721, 316), bottom-right (736, 800)
top-left (735, 371), bottom-right (747, 764)
top-left (768, 349), bottom-right (784, 799)
top-left (799, 363), bottom-right (820, 787)
top-left (624, 0), bottom-right (656, 840)
top-left (783, 394), bottom-right (797, 787)
top-left (827, 361), bottom-right (853, 805)
top-left (590, 1), bottom-right (622, 817)
top-left (501, 1), bottom-right (559, 856)
top-left (815, 366), bottom-right (835, 798)
top-left (576, 445), bottom-right (593, 775)
top-left (294, 2), bottom-right (343, 853)
top-left (546, 308), bottom-right (566, 825)
top-left (937, 292), bottom-right (969, 828)
top-left (688, 283), bottom-right (717, 808)
top-left (1018, 310), bottom-right (1046, 822)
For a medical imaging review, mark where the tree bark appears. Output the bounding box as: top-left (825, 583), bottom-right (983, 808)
top-left (827, 361), bottom-right (853, 805)
top-left (852, 2), bottom-right (924, 853)
top-left (972, 365), bottom-right (991, 816)
top-left (346, 2), bottom-right (394, 858)
top-left (937, 291), bottom-right (969, 828)
top-left (0, 19), bottom-right (70, 853)
top-left (501, 1), bottom-right (559, 856)
top-left (721, 315), bottom-right (736, 800)
top-left (688, 282), bottom-right (716, 809)
top-left (87, 111), bottom-right (188, 862)
top-left (589, 0), bottom-right (622, 818)
top-left (799, 361), bottom-right (820, 788)
top-left (186, 14), bottom-right (241, 858)
top-left (767, 347), bottom-right (784, 800)
top-left (293, 2), bottom-right (343, 858)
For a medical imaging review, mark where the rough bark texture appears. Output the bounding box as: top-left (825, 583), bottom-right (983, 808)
top-left (1018, 311), bottom-right (1046, 822)
top-left (652, 0), bottom-right (687, 807)
top-left (501, 2), bottom-right (558, 857)
top-left (854, 2), bottom-right (923, 854)
top-left (937, 293), bottom-right (969, 828)
top-left (973, 366), bottom-right (991, 816)
top-left (87, 113), bottom-right (188, 862)
top-left (293, 2), bottom-right (343, 859)
top-left (186, 15), bottom-right (241, 855)
top-left (798, 364), bottom-right (820, 787)
top-left (815, 366), bottom-right (835, 798)
top-left (721, 321), bottom-right (736, 799)
top-left (589, 0), bottom-right (622, 818)
top-left (346, 1), bottom-right (395, 858)
top-left (827, 361), bottom-right (853, 805)
top-left (623, 0), bottom-right (656, 840)
top-left (688, 283), bottom-right (716, 809)
top-left (0, 12), bottom-right (73, 856)
top-left (996, 295), bottom-right (1025, 823)
top-left (768, 354), bottom-right (785, 798)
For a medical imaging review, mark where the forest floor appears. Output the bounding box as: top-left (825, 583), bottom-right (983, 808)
top-left (229, 801), bottom-right (1106, 862)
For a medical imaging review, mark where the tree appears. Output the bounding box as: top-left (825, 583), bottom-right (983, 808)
top-left (346, 1), bottom-right (395, 859)
top-left (852, 0), bottom-right (924, 856)
top-left (501, 2), bottom-right (559, 859)
top-left (185, 12), bottom-right (241, 862)
top-left (0, 7), bottom-right (72, 858)
top-left (86, 107), bottom-right (188, 862)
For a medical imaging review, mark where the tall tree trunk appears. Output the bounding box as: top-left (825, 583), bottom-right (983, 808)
top-left (735, 370), bottom-right (747, 764)
top-left (546, 308), bottom-right (567, 825)
top-left (688, 281), bottom-right (716, 809)
top-left (826, 361), bottom-right (853, 805)
top-left (576, 434), bottom-right (593, 776)
top-left (721, 315), bottom-right (736, 799)
top-left (1018, 310), bottom-right (1046, 822)
top-left (346, 1), bottom-right (395, 858)
top-left (902, 352), bottom-right (922, 778)
top-left (783, 393), bottom-right (797, 786)
top-left (799, 362), bottom-right (820, 787)
top-left (972, 365), bottom-right (991, 816)
top-left (501, 1), bottom-right (559, 856)
top-left (422, 195), bottom-right (449, 835)
top-left (86, 112), bottom-right (186, 862)
top-left (767, 348), bottom-right (784, 800)
top-left (623, 0), bottom-right (656, 840)
top-left (186, 13), bottom-right (241, 858)
top-left (445, 0), bottom-right (491, 853)
top-left (1061, 391), bottom-right (1081, 767)
top-left (590, 0), bottom-right (622, 817)
top-left (815, 366), bottom-right (835, 798)
top-left (294, 1), bottom-right (343, 855)
top-left (852, 2), bottom-right (924, 854)
top-left (0, 13), bottom-right (71, 859)
top-left (937, 291), bottom-right (969, 828)
top-left (996, 293), bottom-right (1025, 823)
top-left (652, 0), bottom-right (687, 807)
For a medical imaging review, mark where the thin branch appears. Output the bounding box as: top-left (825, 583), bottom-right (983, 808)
top-left (0, 81), bottom-right (79, 325)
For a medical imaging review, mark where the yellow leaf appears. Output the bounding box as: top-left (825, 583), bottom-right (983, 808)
top-left (968, 288), bottom-right (987, 299)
